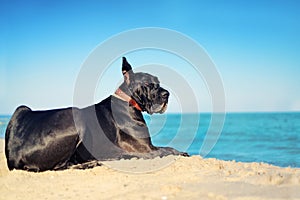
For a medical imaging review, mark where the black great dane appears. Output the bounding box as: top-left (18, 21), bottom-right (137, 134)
top-left (5, 57), bottom-right (188, 172)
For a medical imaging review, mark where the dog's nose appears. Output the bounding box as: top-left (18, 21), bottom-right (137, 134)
top-left (161, 89), bottom-right (170, 99)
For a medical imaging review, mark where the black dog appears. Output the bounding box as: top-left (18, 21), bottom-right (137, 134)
top-left (5, 57), bottom-right (188, 171)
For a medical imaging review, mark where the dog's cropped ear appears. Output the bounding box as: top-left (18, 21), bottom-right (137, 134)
top-left (122, 57), bottom-right (132, 74)
top-left (122, 57), bottom-right (133, 85)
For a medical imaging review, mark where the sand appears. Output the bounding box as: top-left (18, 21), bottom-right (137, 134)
top-left (0, 140), bottom-right (299, 200)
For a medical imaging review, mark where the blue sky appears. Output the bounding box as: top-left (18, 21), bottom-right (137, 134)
top-left (1, 0), bottom-right (300, 114)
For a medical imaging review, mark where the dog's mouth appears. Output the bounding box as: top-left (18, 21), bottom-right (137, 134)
top-left (159, 103), bottom-right (168, 114)
top-left (148, 102), bottom-right (168, 114)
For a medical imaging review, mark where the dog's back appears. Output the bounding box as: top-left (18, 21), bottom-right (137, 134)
top-left (5, 105), bottom-right (31, 170)
top-left (5, 105), bottom-right (80, 171)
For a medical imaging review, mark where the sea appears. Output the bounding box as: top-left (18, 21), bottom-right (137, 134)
top-left (1, 112), bottom-right (299, 168)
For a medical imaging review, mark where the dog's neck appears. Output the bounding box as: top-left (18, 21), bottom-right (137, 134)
top-left (113, 88), bottom-right (142, 111)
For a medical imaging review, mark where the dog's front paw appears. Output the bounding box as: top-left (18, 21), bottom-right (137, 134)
top-left (180, 152), bottom-right (189, 157)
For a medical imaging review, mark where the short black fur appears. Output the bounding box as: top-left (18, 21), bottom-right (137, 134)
top-left (5, 57), bottom-right (188, 172)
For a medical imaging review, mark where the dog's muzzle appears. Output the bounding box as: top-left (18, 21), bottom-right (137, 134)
top-left (160, 89), bottom-right (170, 101)
top-left (158, 89), bottom-right (169, 114)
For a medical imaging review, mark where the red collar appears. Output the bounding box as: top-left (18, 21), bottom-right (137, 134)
top-left (114, 88), bottom-right (142, 111)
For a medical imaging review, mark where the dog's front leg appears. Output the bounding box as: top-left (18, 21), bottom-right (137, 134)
top-left (155, 147), bottom-right (189, 157)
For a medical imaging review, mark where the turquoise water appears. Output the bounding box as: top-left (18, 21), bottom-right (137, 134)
top-left (0, 115), bottom-right (10, 140)
top-left (1, 113), bottom-right (299, 168)
top-left (148, 112), bottom-right (300, 168)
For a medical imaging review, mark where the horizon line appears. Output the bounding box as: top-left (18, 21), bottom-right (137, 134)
top-left (1, 110), bottom-right (300, 116)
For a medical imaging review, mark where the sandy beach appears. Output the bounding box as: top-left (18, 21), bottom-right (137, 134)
top-left (0, 140), bottom-right (299, 200)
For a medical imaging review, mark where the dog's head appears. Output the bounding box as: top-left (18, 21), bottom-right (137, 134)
top-left (118, 57), bottom-right (169, 115)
